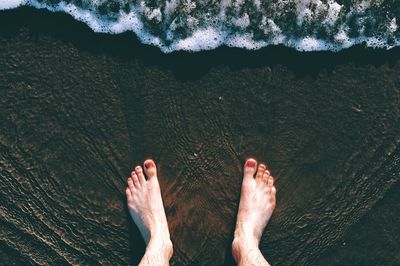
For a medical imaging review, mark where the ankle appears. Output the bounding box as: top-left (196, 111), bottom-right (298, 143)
top-left (147, 236), bottom-right (173, 261)
top-left (233, 222), bottom-right (260, 246)
top-left (232, 235), bottom-right (258, 263)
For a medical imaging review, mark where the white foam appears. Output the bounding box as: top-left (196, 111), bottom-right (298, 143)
top-left (354, 0), bottom-right (370, 13)
top-left (325, 0), bottom-right (342, 26)
top-left (232, 13), bottom-right (250, 29)
top-left (165, 0), bottom-right (178, 17)
top-left (0, 0), bottom-right (24, 10)
top-left (169, 27), bottom-right (224, 52)
top-left (226, 33), bottom-right (267, 49)
top-left (389, 18), bottom-right (397, 33)
top-left (334, 28), bottom-right (353, 48)
top-left (0, 0), bottom-right (398, 53)
top-left (295, 37), bottom-right (327, 51)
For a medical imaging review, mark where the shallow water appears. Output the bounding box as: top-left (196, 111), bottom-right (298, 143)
top-left (1, 7), bottom-right (400, 265)
top-left (2, 0), bottom-right (400, 52)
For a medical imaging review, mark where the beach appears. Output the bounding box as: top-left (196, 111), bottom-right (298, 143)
top-left (0, 7), bottom-right (399, 265)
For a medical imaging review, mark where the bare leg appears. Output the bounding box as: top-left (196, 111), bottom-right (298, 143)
top-left (232, 158), bottom-right (277, 266)
top-left (126, 159), bottom-right (173, 266)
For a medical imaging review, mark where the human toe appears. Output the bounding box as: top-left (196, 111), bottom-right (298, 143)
top-left (127, 178), bottom-right (135, 192)
top-left (244, 158), bottom-right (257, 179)
top-left (135, 166), bottom-right (146, 184)
top-left (255, 163), bottom-right (266, 180)
top-left (267, 175), bottom-right (274, 187)
top-left (143, 159), bottom-right (157, 179)
top-left (131, 171), bottom-right (140, 187)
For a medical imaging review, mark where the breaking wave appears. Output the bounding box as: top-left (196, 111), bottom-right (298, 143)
top-left (2, 0), bottom-right (400, 52)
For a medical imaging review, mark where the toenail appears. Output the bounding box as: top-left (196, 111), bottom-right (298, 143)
top-left (246, 160), bottom-right (256, 167)
top-left (265, 170), bottom-right (270, 176)
top-left (131, 171), bottom-right (136, 176)
top-left (145, 161), bottom-right (154, 168)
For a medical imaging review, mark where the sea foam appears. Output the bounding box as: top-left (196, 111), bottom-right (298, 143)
top-left (0, 0), bottom-right (24, 10)
top-left (1, 0), bottom-right (400, 53)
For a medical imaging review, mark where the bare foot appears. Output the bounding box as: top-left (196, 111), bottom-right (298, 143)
top-left (126, 159), bottom-right (173, 265)
top-left (232, 158), bottom-right (276, 266)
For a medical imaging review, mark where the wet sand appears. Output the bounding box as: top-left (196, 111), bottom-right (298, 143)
top-left (0, 7), bottom-right (399, 266)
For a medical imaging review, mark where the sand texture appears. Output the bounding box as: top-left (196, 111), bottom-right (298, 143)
top-left (0, 8), bottom-right (399, 266)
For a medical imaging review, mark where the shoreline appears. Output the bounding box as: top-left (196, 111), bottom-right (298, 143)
top-left (2, 7), bottom-right (400, 74)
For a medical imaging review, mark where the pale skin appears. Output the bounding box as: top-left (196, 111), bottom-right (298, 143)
top-left (126, 158), bottom-right (276, 266)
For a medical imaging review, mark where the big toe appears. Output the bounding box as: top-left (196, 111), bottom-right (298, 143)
top-left (143, 159), bottom-right (157, 179)
top-left (244, 158), bottom-right (257, 179)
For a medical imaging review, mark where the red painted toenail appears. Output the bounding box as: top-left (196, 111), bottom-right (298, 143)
top-left (246, 160), bottom-right (256, 167)
top-left (145, 161), bottom-right (154, 168)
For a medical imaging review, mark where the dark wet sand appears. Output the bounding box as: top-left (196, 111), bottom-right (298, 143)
top-left (0, 7), bottom-right (399, 266)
